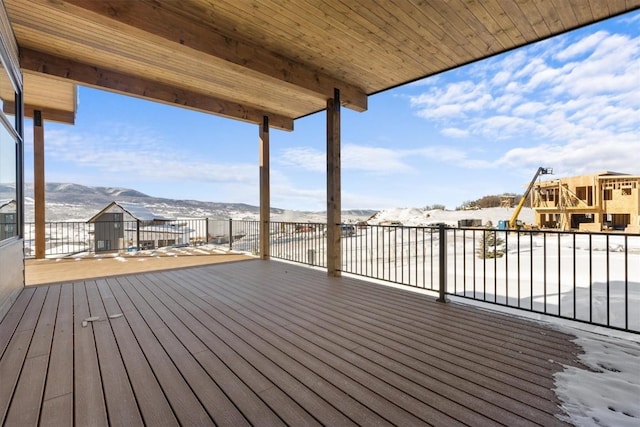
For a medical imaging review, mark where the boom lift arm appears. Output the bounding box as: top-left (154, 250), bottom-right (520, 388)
top-left (508, 167), bottom-right (553, 229)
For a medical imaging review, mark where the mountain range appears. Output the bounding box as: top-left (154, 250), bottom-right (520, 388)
top-left (0, 183), bottom-right (376, 223)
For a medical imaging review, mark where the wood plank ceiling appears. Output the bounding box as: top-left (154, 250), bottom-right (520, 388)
top-left (4, 0), bottom-right (639, 130)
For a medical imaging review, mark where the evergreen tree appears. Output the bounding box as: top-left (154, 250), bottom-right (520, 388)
top-left (477, 221), bottom-right (505, 259)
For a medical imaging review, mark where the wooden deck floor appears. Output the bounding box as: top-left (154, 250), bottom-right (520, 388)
top-left (1, 259), bottom-right (582, 426)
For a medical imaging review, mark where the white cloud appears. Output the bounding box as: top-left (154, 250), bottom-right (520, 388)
top-left (555, 31), bottom-right (609, 61)
top-left (512, 101), bottom-right (547, 116)
top-left (411, 146), bottom-right (492, 169)
top-left (278, 144), bottom-right (412, 174)
top-left (41, 126), bottom-right (257, 185)
top-left (406, 26), bottom-right (640, 176)
top-left (277, 147), bottom-right (325, 172)
top-left (441, 127), bottom-right (469, 138)
top-left (496, 133), bottom-right (640, 176)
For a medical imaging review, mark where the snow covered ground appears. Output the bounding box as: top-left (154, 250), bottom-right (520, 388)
top-left (554, 328), bottom-right (640, 427)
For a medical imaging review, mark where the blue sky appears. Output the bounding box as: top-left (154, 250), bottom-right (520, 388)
top-left (23, 10), bottom-right (640, 212)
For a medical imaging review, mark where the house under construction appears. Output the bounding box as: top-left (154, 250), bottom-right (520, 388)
top-left (533, 171), bottom-right (640, 233)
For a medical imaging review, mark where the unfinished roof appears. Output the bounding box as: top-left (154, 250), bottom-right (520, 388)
top-left (4, 0), bottom-right (640, 130)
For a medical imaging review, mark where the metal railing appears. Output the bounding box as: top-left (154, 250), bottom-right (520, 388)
top-left (25, 218), bottom-right (210, 257)
top-left (225, 221), bottom-right (639, 333)
top-left (270, 221), bottom-right (327, 267)
top-left (24, 219), bottom-right (639, 333)
top-left (445, 227), bottom-right (639, 333)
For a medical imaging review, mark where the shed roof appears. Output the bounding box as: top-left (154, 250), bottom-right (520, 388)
top-left (87, 201), bottom-right (173, 223)
top-left (5, 0), bottom-right (639, 130)
top-left (0, 199), bottom-right (16, 209)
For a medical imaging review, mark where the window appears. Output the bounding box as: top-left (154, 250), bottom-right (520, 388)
top-left (622, 188), bottom-right (632, 196)
top-left (0, 74), bottom-right (18, 241)
top-left (97, 240), bottom-right (111, 250)
top-left (603, 189), bottom-right (612, 200)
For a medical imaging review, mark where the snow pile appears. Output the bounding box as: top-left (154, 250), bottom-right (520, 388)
top-left (555, 331), bottom-right (640, 426)
top-left (367, 207), bottom-right (536, 227)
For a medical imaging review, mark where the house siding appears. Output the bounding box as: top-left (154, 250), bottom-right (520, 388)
top-left (0, 239), bottom-right (23, 320)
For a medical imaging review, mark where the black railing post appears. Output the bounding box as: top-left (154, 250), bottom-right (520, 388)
top-left (437, 224), bottom-right (449, 303)
top-left (136, 219), bottom-right (140, 250)
top-left (229, 218), bottom-right (233, 251)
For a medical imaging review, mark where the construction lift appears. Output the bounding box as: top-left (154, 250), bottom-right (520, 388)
top-left (498, 167), bottom-right (553, 230)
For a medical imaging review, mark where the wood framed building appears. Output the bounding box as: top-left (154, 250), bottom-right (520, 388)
top-left (533, 172), bottom-right (640, 232)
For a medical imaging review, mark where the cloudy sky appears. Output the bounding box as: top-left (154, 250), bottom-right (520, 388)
top-left (23, 10), bottom-right (640, 211)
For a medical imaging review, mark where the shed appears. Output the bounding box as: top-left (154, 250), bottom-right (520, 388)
top-left (0, 199), bottom-right (16, 240)
top-left (87, 201), bottom-right (186, 252)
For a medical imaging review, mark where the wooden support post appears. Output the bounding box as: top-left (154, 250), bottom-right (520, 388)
top-left (34, 111), bottom-right (46, 259)
top-left (259, 116), bottom-right (270, 259)
top-left (326, 89), bottom-right (341, 276)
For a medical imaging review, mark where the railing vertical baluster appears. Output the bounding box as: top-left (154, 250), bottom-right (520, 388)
top-left (437, 224), bottom-right (448, 303)
top-left (493, 230), bottom-right (498, 303)
top-left (400, 226), bottom-right (404, 284)
top-left (530, 232), bottom-right (533, 310)
top-left (606, 234), bottom-right (610, 327)
top-left (453, 228), bottom-right (457, 294)
top-left (472, 229), bottom-right (476, 299)
top-left (543, 233), bottom-right (547, 313)
top-left (505, 231), bottom-right (509, 305)
top-left (517, 232), bottom-right (521, 308)
top-left (463, 229), bottom-right (466, 297)
top-left (573, 233), bottom-right (578, 319)
top-left (558, 232), bottom-right (562, 316)
top-left (589, 234), bottom-right (593, 323)
top-left (431, 228), bottom-right (435, 289)
top-left (482, 229), bottom-right (486, 301)
top-left (625, 235), bottom-right (628, 331)
top-left (422, 228), bottom-right (427, 288)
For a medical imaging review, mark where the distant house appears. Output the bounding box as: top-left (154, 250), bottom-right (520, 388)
top-left (0, 199), bottom-right (17, 240)
top-left (87, 202), bottom-right (191, 252)
top-left (533, 172), bottom-right (640, 232)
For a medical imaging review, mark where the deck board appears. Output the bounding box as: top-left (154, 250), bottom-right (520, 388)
top-left (0, 259), bottom-right (581, 426)
top-left (5, 285), bottom-right (60, 426)
top-left (174, 265), bottom-right (565, 426)
top-left (96, 278), bottom-right (178, 427)
top-left (85, 281), bottom-right (144, 427)
top-left (107, 276), bottom-right (212, 426)
top-left (187, 272), bottom-right (557, 424)
top-left (73, 282), bottom-right (108, 426)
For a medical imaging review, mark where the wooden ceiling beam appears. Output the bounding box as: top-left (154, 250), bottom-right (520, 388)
top-left (3, 102), bottom-right (75, 125)
top-left (50, 0), bottom-right (368, 113)
top-left (20, 48), bottom-right (294, 131)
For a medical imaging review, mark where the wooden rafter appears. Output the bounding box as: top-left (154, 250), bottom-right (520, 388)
top-left (20, 48), bottom-right (294, 131)
top-left (42, 0), bottom-right (368, 113)
top-left (4, 102), bottom-right (75, 125)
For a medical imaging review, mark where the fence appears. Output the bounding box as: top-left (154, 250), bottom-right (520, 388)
top-left (25, 219), bottom-right (210, 257)
top-left (224, 222), bottom-right (640, 334)
top-left (24, 220), bottom-right (639, 333)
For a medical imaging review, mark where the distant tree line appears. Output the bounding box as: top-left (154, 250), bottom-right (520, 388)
top-left (457, 192), bottom-right (531, 210)
top-left (424, 204), bottom-right (447, 210)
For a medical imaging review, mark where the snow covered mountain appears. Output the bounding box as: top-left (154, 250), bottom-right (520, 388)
top-left (1, 183), bottom-right (377, 222)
